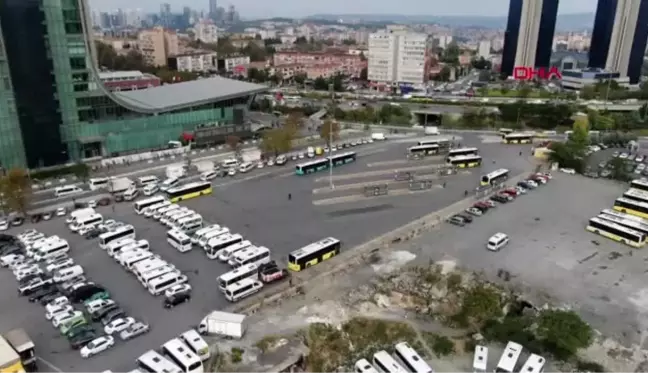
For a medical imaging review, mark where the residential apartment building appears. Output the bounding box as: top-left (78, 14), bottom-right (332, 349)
top-left (168, 52), bottom-right (217, 73)
top-left (273, 51), bottom-right (366, 79)
top-left (217, 55), bottom-right (251, 74)
top-left (95, 71), bottom-right (161, 91)
top-left (138, 26), bottom-right (178, 66)
top-left (194, 21), bottom-right (218, 44)
top-left (368, 30), bottom-right (428, 88)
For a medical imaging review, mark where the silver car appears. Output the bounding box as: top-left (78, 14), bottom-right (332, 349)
top-left (118, 321), bottom-right (150, 341)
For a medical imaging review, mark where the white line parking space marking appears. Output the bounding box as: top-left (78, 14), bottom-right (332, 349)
top-left (38, 357), bottom-right (62, 372)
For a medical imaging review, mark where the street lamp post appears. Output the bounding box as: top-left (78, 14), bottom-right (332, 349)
top-left (328, 83), bottom-right (335, 190)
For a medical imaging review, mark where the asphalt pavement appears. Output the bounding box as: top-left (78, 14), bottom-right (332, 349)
top-left (0, 132), bottom-right (536, 372)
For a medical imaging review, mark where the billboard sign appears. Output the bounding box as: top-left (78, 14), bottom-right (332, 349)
top-left (513, 66), bottom-right (562, 81)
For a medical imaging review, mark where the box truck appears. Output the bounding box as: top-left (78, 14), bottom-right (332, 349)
top-left (197, 311), bottom-right (247, 339)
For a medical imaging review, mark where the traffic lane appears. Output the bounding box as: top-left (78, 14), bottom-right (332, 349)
top-left (11, 202), bottom-right (236, 372)
top-left (391, 173), bottom-right (643, 346)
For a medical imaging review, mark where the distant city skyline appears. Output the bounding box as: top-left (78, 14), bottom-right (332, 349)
top-left (89, 0), bottom-right (597, 19)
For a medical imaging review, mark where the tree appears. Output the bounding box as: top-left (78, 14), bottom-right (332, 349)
top-left (608, 157), bottom-right (628, 181)
top-left (435, 66), bottom-right (451, 82)
top-left (71, 163), bottom-right (90, 183)
top-left (242, 42), bottom-right (267, 62)
top-left (319, 119), bottom-right (340, 146)
top-left (536, 310), bottom-right (593, 359)
top-left (1, 169), bottom-right (32, 214)
top-left (284, 112), bottom-right (303, 131)
top-left (259, 128), bottom-right (294, 156)
top-left (225, 135), bottom-right (242, 161)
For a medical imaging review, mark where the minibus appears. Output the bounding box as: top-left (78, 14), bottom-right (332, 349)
top-left (223, 278), bottom-right (263, 302)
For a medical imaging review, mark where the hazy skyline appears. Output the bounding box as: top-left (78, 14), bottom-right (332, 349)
top-left (90, 0), bottom-right (597, 19)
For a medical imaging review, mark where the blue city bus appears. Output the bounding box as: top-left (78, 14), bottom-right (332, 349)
top-left (295, 151), bottom-right (356, 175)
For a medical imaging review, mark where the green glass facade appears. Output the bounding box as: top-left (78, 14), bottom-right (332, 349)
top-left (0, 0), bottom-right (258, 170)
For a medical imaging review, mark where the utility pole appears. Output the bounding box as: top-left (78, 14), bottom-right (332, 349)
top-left (328, 83), bottom-right (335, 190)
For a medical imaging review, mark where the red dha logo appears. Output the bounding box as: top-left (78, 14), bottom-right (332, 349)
top-left (513, 66), bottom-right (562, 80)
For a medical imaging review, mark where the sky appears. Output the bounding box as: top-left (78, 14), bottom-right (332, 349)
top-left (90, 0), bottom-right (598, 19)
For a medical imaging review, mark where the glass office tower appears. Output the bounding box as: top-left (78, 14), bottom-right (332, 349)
top-left (589, 0), bottom-right (618, 69)
top-left (534, 0), bottom-right (559, 69)
top-left (500, 0), bottom-right (523, 78)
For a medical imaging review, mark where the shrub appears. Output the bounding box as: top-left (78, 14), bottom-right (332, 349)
top-left (230, 347), bottom-right (244, 363)
top-left (431, 335), bottom-right (455, 356)
top-left (255, 335), bottom-right (279, 353)
top-left (575, 360), bottom-right (605, 372)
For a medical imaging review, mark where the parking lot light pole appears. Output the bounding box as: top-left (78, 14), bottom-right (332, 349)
top-left (329, 83), bottom-right (335, 190)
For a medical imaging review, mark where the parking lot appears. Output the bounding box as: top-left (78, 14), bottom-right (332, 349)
top-left (0, 133), bottom-right (538, 372)
top-left (392, 172), bottom-right (648, 347)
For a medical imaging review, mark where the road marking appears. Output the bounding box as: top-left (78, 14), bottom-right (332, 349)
top-left (367, 156), bottom-right (443, 168)
top-left (312, 177), bottom-right (438, 194)
top-left (37, 357), bottom-right (62, 372)
top-left (312, 185), bottom-right (442, 206)
top-left (212, 171), bottom-right (273, 188)
top-left (314, 164), bottom-right (443, 183)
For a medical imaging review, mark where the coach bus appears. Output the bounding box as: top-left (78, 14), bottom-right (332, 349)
top-left (165, 182), bottom-right (212, 203)
top-left (295, 152), bottom-right (356, 175)
top-left (623, 188), bottom-right (648, 203)
top-left (630, 179), bottom-right (648, 192)
top-left (447, 155), bottom-right (482, 168)
top-left (480, 168), bottom-right (509, 186)
top-left (597, 212), bottom-right (648, 239)
top-left (503, 132), bottom-right (533, 144)
top-left (407, 144), bottom-right (439, 157)
top-left (418, 138), bottom-right (451, 151)
top-left (446, 147), bottom-right (478, 160)
top-left (586, 216), bottom-right (645, 248)
top-left (288, 237), bottom-right (341, 271)
top-left (614, 197), bottom-right (648, 219)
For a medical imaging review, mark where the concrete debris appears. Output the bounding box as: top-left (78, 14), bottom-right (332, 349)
top-left (371, 250), bottom-right (417, 274)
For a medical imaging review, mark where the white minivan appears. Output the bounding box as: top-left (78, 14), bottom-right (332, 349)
top-left (53, 265), bottom-right (84, 283)
top-left (200, 171), bottom-right (217, 181)
top-left (487, 233), bottom-right (509, 252)
top-left (160, 177), bottom-right (179, 192)
top-left (239, 162), bottom-right (254, 173)
top-left (143, 183), bottom-right (159, 196)
top-left (123, 188), bottom-right (139, 201)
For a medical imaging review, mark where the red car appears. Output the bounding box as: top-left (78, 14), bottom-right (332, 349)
top-left (502, 188), bottom-right (519, 196)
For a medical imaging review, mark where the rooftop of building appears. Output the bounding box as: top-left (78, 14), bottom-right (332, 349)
top-left (99, 70), bottom-right (159, 81)
top-left (114, 76), bottom-right (267, 111)
top-left (173, 51), bottom-right (217, 58)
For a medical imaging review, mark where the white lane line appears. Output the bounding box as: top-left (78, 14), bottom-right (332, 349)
top-left (37, 357), bottom-right (62, 372)
top-left (212, 171), bottom-right (273, 188)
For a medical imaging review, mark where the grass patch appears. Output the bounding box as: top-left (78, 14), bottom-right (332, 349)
top-left (230, 347), bottom-right (244, 364)
top-left (255, 335), bottom-right (279, 353)
top-left (422, 332), bottom-right (455, 357)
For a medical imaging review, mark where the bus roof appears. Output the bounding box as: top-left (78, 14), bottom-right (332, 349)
top-left (290, 237), bottom-right (340, 259)
top-left (590, 216), bottom-right (644, 236)
top-left (631, 179), bottom-right (648, 187)
top-left (449, 147), bottom-right (479, 153)
top-left (329, 151), bottom-right (356, 159)
top-left (485, 168), bottom-right (509, 177)
top-left (505, 132), bottom-right (534, 138)
top-left (625, 188), bottom-right (648, 200)
top-left (496, 341), bottom-right (523, 372)
top-left (617, 196), bottom-right (648, 208)
top-left (519, 353), bottom-right (545, 373)
top-left (134, 195), bottom-right (166, 206)
top-left (598, 213), bottom-right (648, 231)
top-left (219, 264), bottom-right (258, 281)
top-left (408, 144), bottom-right (439, 150)
top-left (226, 277), bottom-right (260, 291)
top-left (0, 336), bottom-right (20, 367)
top-left (448, 154), bottom-right (482, 161)
top-left (166, 181), bottom-right (210, 194)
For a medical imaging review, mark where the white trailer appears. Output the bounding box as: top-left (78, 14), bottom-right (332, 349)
top-left (109, 177), bottom-right (134, 194)
top-left (197, 311), bottom-right (247, 339)
top-left (166, 164), bottom-right (186, 179)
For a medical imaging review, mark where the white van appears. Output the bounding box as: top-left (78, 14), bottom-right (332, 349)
top-left (167, 211), bottom-right (195, 227)
top-left (70, 213), bottom-right (103, 232)
top-left (239, 162), bottom-right (254, 173)
top-left (180, 329), bottom-right (210, 361)
top-left (206, 234), bottom-right (243, 260)
top-left (200, 171), bottom-right (217, 181)
top-left (33, 240), bottom-right (70, 261)
top-left (198, 227), bottom-right (229, 248)
top-left (161, 208), bottom-right (189, 225)
top-left (167, 230), bottom-right (192, 253)
top-left (143, 183), bottom-right (159, 196)
top-left (109, 239), bottom-right (149, 257)
top-left (137, 175), bottom-right (159, 187)
top-left (55, 185), bottom-right (83, 198)
top-left (307, 147), bottom-right (315, 158)
top-left (218, 241), bottom-right (253, 262)
top-left (230, 246), bottom-right (271, 268)
top-left (65, 207), bottom-right (95, 224)
top-left (221, 158), bottom-right (238, 169)
top-left (275, 155), bottom-right (287, 165)
top-left (122, 251), bottom-right (156, 269)
top-left (160, 177), bottom-right (180, 192)
top-left (147, 272), bottom-right (188, 295)
top-left (144, 201), bottom-right (169, 217)
top-left (191, 225), bottom-right (220, 244)
top-left (53, 265), bottom-right (84, 283)
top-left (123, 188), bottom-right (139, 201)
top-left (487, 232), bottom-right (509, 252)
top-left (140, 266), bottom-right (179, 287)
top-left (115, 248), bottom-right (146, 265)
top-left (154, 204), bottom-right (180, 220)
top-left (371, 132), bottom-right (386, 141)
top-left (132, 258), bottom-right (169, 278)
top-left (223, 278), bottom-right (263, 302)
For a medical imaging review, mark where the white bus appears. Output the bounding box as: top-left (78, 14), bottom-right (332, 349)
top-left (354, 359), bottom-right (379, 373)
top-left (179, 330), bottom-right (210, 361)
top-left (447, 147), bottom-right (479, 159)
top-left (88, 177), bottom-right (110, 191)
top-left (110, 239), bottom-right (149, 258)
top-left (223, 278), bottom-right (263, 302)
top-left (372, 350), bottom-right (407, 373)
top-left (154, 205), bottom-right (180, 220)
top-left (472, 345), bottom-right (488, 373)
top-left (140, 266), bottom-right (178, 287)
top-left (99, 225), bottom-right (136, 249)
top-left (33, 240), bottom-right (70, 261)
top-left (230, 246), bottom-right (271, 268)
top-left (55, 185), bottom-right (83, 198)
top-left (393, 342), bottom-right (433, 373)
top-left (191, 225), bottom-right (220, 244)
top-left (198, 227), bottom-right (229, 248)
top-left (519, 353), bottom-right (545, 373)
top-left (69, 213), bottom-right (103, 232)
top-left (163, 210), bottom-right (192, 226)
top-left (147, 272), bottom-right (188, 295)
top-left (144, 201), bottom-right (171, 217)
top-left (480, 168), bottom-right (510, 186)
top-left (176, 215), bottom-right (202, 231)
top-left (217, 240), bottom-right (252, 262)
top-left (137, 176), bottom-right (159, 187)
top-left (161, 338), bottom-right (204, 373)
top-left (206, 234), bottom-right (244, 260)
top-left (136, 350), bottom-right (182, 373)
top-left (217, 263), bottom-right (259, 291)
top-left (168, 211), bottom-right (196, 227)
top-left (167, 230), bottom-right (192, 253)
top-left (123, 251), bottom-right (156, 270)
top-left (134, 196), bottom-right (167, 215)
top-left (132, 258), bottom-right (169, 278)
top-left (495, 341), bottom-right (523, 373)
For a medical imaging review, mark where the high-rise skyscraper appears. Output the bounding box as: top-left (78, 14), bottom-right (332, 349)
top-left (209, 0), bottom-right (218, 17)
top-left (500, 0), bottom-right (559, 77)
top-left (590, 0), bottom-right (648, 84)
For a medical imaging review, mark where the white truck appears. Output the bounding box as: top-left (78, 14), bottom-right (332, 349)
top-left (108, 177), bottom-right (134, 194)
top-left (424, 126), bottom-right (440, 135)
top-left (197, 311), bottom-right (247, 339)
top-left (166, 164), bottom-right (186, 179)
top-left (371, 132), bottom-right (386, 141)
top-left (193, 161), bottom-right (214, 174)
top-left (65, 207), bottom-right (95, 224)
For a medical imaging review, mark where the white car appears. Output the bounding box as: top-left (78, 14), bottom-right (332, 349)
top-left (0, 254), bottom-right (24, 267)
top-left (515, 186), bottom-right (527, 194)
top-left (45, 304), bottom-right (73, 320)
top-left (18, 229), bottom-right (37, 239)
top-left (525, 179), bottom-right (539, 188)
top-left (560, 168), bottom-right (576, 174)
top-left (0, 220), bottom-right (8, 231)
top-left (80, 336), bottom-right (115, 358)
top-left (55, 207), bottom-right (67, 216)
top-left (636, 155), bottom-right (644, 163)
top-left (15, 266), bottom-right (43, 280)
top-left (620, 153), bottom-right (629, 159)
top-left (227, 168), bottom-right (236, 176)
top-left (257, 161), bottom-right (264, 169)
top-left (45, 296), bottom-right (69, 312)
top-left (45, 257), bottom-right (74, 273)
top-left (104, 317), bottom-right (135, 335)
top-left (164, 283), bottom-right (192, 298)
top-left (87, 200), bottom-right (97, 208)
top-left (267, 158), bottom-right (275, 166)
top-left (465, 207), bottom-right (483, 216)
top-left (86, 299), bottom-right (115, 314)
top-left (52, 310), bottom-right (83, 328)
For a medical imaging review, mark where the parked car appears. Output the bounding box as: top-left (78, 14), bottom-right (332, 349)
top-left (104, 317), bottom-right (135, 335)
top-left (69, 330), bottom-right (97, 350)
top-left (465, 207), bottom-right (483, 216)
top-left (447, 215), bottom-right (466, 226)
top-left (118, 322), bottom-right (150, 341)
top-left (80, 335), bottom-right (115, 358)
